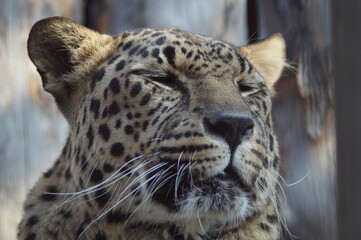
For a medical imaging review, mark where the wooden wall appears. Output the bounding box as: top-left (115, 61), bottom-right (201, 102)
top-left (0, 1), bottom-right (82, 239)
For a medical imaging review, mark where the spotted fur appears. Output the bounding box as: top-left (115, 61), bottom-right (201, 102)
top-left (18, 17), bottom-right (286, 240)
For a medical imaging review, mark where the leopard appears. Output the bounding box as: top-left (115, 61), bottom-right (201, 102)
top-left (18, 16), bottom-right (286, 240)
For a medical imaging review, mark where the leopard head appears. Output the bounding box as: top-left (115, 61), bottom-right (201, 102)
top-left (28, 17), bottom-right (285, 239)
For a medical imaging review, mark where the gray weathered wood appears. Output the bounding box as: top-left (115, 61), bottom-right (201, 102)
top-left (0, 1), bottom-right (82, 239)
top-left (256, 0), bottom-right (336, 239)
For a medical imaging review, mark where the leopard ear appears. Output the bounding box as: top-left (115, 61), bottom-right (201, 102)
top-left (238, 34), bottom-right (286, 89)
top-left (28, 17), bottom-right (113, 120)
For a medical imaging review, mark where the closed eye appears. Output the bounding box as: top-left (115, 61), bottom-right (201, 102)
top-left (149, 75), bottom-right (179, 89)
top-left (130, 69), bottom-right (179, 89)
top-left (237, 82), bottom-right (259, 96)
top-left (238, 85), bottom-right (253, 92)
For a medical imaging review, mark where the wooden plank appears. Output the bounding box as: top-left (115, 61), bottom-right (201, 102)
top-left (255, 0), bottom-right (336, 239)
top-left (0, 1), bottom-right (82, 239)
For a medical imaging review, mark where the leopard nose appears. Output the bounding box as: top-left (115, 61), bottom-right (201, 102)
top-left (203, 115), bottom-right (254, 153)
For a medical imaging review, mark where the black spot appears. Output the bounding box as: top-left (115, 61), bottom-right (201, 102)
top-left (151, 116), bottom-right (160, 126)
top-left (135, 113), bottom-right (142, 118)
top-left (163, 46), bottom-right (176, 66)
top-left (65, 168), bottom-right (71, 180)
top-left (109, 78), bottom-right (121, 94)
top-left (24, 233), bottom-right (36, 240)
top-left (90, 99), bottom-right (101, 119)
top-left (134, 121), bottom-right (141, 128)
top-left (129, 45), bottom-right (141, 56)
top-left (186, 51), bottom-right (193, 59)
top-left (108, 54), bottom-right (120, 64)
top-left (81, 155), bottom-right (88, 172)
top-left (26, 216), bottom-right (39, 227)
top-left (122, 32), bottom-right (130, 39)
top-left (185, 40), bottom-right (193, 46)
top-left (192, 107), bottom-right (201, 112)
top-left (148, 103), bottom-right (162, 116)
top-left (226, 52), bottom-right (233, 61)
top-left (95, 189), bottom-right (111, 207)
top-left (141, 50), bottom-right (149, 58)
top-left (151, 32), bottom-right (162, 37)
top-left (115, 119), bottom-right (122, 128)
top-left (91, 68), bottom-right (105, 91)
top-left (102, 107), bottom-right (109, 118)
top-left (60, 209), bottom-right (72, 218)
top-left (87, 125), bottom-right (94, 149)
top-left (99, 124), bottom-right (111, 141)
top-left (41, 186), bottom-right (59, 201)
top-left (124, 125), bottom-right (134, 134)
top-left (103, 163), bottom-right (115, 173)
top-left (157, 57), bottom-right (163, 64)
top-left (95, 230), bottom-right (108, 240)
top-left (181, 47), bottom-right (187, 54)
top-left (155, 36), bottom-right (167, 45)
top-left (106, 210), bottom-right (130, 224)
top-left (259, 223), bottom-right (270, 232)
top-left (126, 112), bottom-right (133, 120)
top-left (134, 132), bottom-right (140, 142)
top-left (110, 143), bottom-right (124, 156)
top-left (116, 60), bottom-right (126, 71)
top-left (269, 134), bottom-right (274, 151)
top-left (273, 156), bottom-right (280, 168)
top-left (138, 46), bottom-right (148, 57)
top-left (142, 121), bottom-right (149, 131)
top-left (251, 149), bottom-right (269, 166)
top-left (122, 41), bottom-right (133, 51)
top-left (258, 177), bottom-right (267, 191)
top-left (125, 155), bottom-right (132, 162)
top-left (130, 82), bottom-right (142, 97)
top-left (267, 214), bottom-right (278, 223)
top-left (82, 107), bottom-right (87, 124)
top-left (103, 88), bottom-right (108, 100)
top-left (90, 168), bottom-right (104, 184)
top-left (152, 48), bottom-right (160, 58)
top-left (140, 94), bottom-right (151, 106)
top-left (109, 101), bottom-right (120, 115)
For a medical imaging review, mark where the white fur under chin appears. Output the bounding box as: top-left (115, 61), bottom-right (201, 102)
top-left (131, 181), bottom-right (250, 238)
top-left (177, 182), bottom-right (250, 224)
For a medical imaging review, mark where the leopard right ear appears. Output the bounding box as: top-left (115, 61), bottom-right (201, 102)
top-left (28, 17), bottom-right (113, 120)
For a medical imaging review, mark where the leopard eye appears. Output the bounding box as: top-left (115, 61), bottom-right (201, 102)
top-left (148, 75), bottom-right (179, 89)
top-left (130, 69), bottom-right (179, 89)
top-left (237, 82), bottom-right (259, 96)
top-left (238, 85), bottom-right (253, 92)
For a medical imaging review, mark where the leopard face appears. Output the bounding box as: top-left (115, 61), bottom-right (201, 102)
top-left (20, 17), bottom-right (285, 240)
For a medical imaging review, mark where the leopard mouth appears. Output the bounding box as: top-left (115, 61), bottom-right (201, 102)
top-left (148, 158), bottom-right (251, 216)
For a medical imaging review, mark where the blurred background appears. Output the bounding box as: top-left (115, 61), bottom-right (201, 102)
top-left (1, 0), bottom-right (356, 239)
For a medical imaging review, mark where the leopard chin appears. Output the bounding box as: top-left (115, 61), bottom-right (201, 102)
top-left (146, 155), bottom-right (251, 223)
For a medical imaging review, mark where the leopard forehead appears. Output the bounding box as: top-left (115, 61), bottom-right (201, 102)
top-left (108, 28), bottom-right (248, 77)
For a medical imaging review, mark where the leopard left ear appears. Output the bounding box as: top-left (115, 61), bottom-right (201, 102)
top-left (238, 34), bottom-right (286, 89)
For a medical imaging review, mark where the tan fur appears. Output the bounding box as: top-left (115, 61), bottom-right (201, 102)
top-left (19, 17), bottom-right (285, 240)
top-left (28, 17), bottom-right (115, 122)
top-left (238, 34), bottom-right (286, 92)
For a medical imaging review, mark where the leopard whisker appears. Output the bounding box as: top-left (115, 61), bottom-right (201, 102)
top-left (80, 162), bottom-right (168, 238)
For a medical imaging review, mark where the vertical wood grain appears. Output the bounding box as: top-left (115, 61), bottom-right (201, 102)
top-left (0, 1), bottom-right (82, 239)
